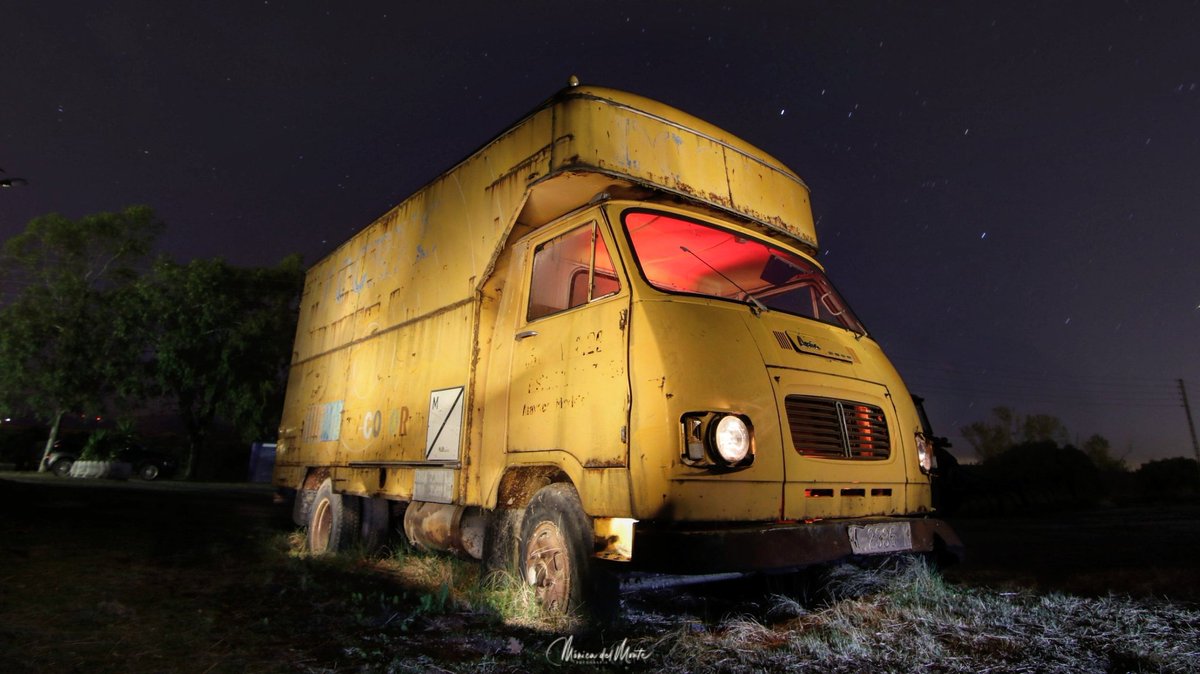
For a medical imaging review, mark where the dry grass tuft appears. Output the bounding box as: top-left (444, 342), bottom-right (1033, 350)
top-left (634, 555), bottom-right (1200, 673)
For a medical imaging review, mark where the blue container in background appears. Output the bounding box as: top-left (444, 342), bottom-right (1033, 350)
top-left (248, 442), bottom-right (277, 483)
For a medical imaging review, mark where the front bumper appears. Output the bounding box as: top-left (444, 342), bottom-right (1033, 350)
top-left (630, 517), bottom-right (963, 573)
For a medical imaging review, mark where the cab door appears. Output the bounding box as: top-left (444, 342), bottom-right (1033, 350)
top-left (505, 215), bottom-right (631, 466)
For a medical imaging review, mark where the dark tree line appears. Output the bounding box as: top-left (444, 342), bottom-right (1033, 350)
top-left (0, 206), bottom-right (304, 478)
top-left (943, 406), bottom-right (1200, 514)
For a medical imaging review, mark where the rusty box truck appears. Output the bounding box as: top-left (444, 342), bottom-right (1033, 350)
top-left (274, 81), bottom-right (962, 614)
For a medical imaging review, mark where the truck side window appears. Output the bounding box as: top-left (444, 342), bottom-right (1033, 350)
top-left (528, 223), bottom-right (620, 321)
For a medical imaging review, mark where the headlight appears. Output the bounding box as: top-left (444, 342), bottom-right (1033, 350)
top-left (915, 432), bottom-right (935, 474)
top-left (709, 415), bottom-right (752, 465)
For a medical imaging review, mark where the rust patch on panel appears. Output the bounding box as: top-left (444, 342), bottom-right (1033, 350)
top-left (494, 466), bottom-right (569, 509)
top-left (301, 467), bottom-right (332, 491)
top-left (583, 458), bottom-right (625, 469)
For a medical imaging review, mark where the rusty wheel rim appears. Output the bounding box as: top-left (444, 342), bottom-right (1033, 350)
top-left (310, 498), bottom-right (332, 554)
top-left (525, 520), bottom-right (571, 612)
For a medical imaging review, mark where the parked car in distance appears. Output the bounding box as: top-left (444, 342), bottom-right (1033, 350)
top-left (43, 449), bottom-right (77, 477)
top-left (113, 446), bottom-right (177, 481)
top-left (41, 436), bottom-right (88, 477)
top-left (44, 434), bottom-right (178, 481)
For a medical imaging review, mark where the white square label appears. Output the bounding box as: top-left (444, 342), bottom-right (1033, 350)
top-left (413, 468), bottom-right (455, 504)
top-left (425, 386), bottom-right (464, 461)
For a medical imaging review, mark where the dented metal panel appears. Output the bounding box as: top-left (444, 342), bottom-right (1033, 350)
top-left (551, 89), bottom-right (817, 250)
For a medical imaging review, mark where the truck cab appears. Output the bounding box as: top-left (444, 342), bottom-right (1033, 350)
top-left (488, 196), bottom-right (960, 577)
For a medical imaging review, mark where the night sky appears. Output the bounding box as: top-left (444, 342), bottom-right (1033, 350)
top-left (3, 1), bottom-right (1198, 464)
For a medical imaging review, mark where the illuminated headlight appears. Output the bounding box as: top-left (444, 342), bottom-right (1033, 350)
top-left (709, 415), bottom-right (752, 465)
top-left (915, 433), bottom-right (935, 474)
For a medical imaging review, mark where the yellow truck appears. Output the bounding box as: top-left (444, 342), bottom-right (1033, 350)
top-left (274, 81), bottom-right (962, 614)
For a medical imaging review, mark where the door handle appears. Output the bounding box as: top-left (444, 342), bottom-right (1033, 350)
top-left (515, 330), bottom-right (539, 341)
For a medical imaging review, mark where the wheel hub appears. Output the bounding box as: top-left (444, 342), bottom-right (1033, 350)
top-left (310, 498), bottom-right (332, 553)
top-left (525, 520), bottom-right (571, 611)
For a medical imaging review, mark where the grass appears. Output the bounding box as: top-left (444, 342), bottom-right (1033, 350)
top-left (3, 475), bottom-right (1198, 672)
top-left (357, 537), bottom-right (578, 633)
top-left (280, 543), bottom-right (1200, 673)
top-left (628, 556), bottom-right (1200, 673)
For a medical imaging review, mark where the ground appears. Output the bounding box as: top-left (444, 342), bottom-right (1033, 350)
top-left (1, 473), bottom-right (1197, 673)
top-left (947, 504), bottom-right (1200, 602)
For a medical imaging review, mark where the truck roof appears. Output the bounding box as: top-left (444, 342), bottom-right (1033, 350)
top-left (297, 85), bottom-right (819, 364)
top-left (541, 85), bottom-right (806, 189)
top-left (468, 84), bottom-right (816, 251)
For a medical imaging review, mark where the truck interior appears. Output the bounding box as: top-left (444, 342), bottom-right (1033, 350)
top-left (622, 209), bottom-right (865, 334)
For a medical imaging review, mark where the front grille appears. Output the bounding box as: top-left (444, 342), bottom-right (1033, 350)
top-left (785, 395), bottom-right (890, 460)
top-left (784, 396), bottom-right (846, 458)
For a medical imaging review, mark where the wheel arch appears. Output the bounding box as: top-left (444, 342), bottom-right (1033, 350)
top-left (487, 455), bottom-right (633, 518)
top-left (481, 464), bottom-right (573, 575)
top-left (493, 464), bottom-right (574, 511)
top-left (291, 467), bottom-right (332, 527)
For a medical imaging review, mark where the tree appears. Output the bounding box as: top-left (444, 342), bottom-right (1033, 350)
top-left (1135, 457), bottom-right (1200, 499)
top-left (984, 440), bottom-right (1102, 505)
top-left (131, 255), bottom-right (304, 478)
top-left (1021, 413), bottom-right (1070, 446)
top-left (960, 406), bottom-right (1071, 461)
top-left (960, 406), bottom-right (1019, 461)
top-left (0, 206), bottom-right (162, 470)
top-left (1081, 434), bottom-right (1127, 472)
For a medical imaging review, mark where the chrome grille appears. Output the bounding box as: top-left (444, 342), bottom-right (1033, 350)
top-left (784, 396), bottom-right (845, 458)
top-left (785, 395), bottom-right (890, 460)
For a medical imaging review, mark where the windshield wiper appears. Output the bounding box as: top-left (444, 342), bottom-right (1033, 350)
top-left (679, 246), bottom-right (768, 315)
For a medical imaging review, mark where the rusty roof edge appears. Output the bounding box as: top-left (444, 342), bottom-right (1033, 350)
top-left (528, 163), bottom-right (819, 255)
top-left (431, 84), bottom-right (810, 203)
top-left (556, 87), bottom-right (810, 192)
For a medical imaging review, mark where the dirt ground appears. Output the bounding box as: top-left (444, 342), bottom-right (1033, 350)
top-left (1, 472), bottom-right (1198, 672)
top-left (0, 474), bottom-right (305, 673)
top-left (944, 503), bottom-right (1200, 602)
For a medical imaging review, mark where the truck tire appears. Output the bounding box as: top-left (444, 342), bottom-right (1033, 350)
top-left (292, 487), bottom-right (314, 527)
top-left (359, 496), bottom-right (390, 554)
top-left (484, 507), bottom-right (523, 575)
top-left (306, 479), bottom-right (360, 554)
top-left (519, 483), bottom-right (604, 617)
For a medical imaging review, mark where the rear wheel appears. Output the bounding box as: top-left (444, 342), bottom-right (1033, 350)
top-left (359, 496), bottom-right (391, 553)
top-left (306, 479), bottom-right (360, 554)
top-left (138, 463), bottom-right (160, 481)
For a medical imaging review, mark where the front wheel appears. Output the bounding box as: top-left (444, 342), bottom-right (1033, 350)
top-left (519, 483), bottom-right (600, 616)
top-left (51, 459), bottom-right (74, 477)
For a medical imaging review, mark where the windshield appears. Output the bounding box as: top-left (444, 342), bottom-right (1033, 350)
top-left (623, 210), bottom-right (866, 334)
